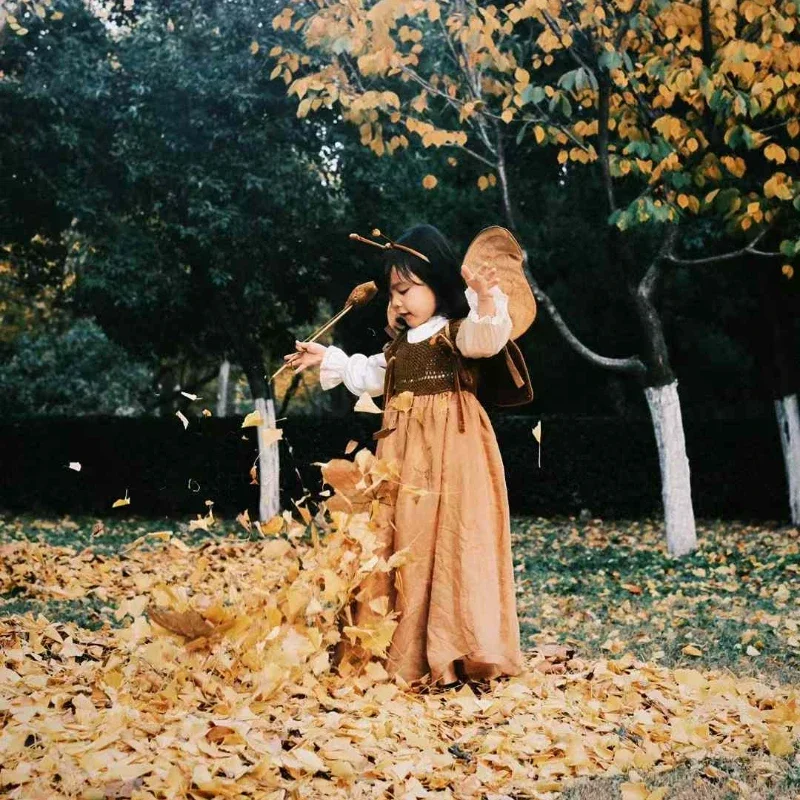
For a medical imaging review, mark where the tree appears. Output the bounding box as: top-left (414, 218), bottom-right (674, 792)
top-left (273, 0), bottom-right (799, 554)
top-left (0, 318), bottom-right (154, 417)
top-left (1, 0), bottom-right (347, 519)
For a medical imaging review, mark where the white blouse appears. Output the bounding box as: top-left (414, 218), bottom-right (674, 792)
top-left (319, 286), bottom-right (512, 398)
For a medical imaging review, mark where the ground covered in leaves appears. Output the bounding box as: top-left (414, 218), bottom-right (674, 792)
top-left (1, 490), bottom-right (799, 798)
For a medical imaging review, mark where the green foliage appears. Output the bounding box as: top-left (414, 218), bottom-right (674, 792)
top-left (0, 319), bottom-right (153, 417)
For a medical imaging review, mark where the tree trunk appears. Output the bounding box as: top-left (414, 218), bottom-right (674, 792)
top-left (216, 359), bottom-right (230, 417)
top-left (775, 394), bottom-right (800, 525)
top-left (644, 382), bottom-right (697, 556)
top-left (244, 363), bottom-right (280, 522)
top-left (255, 395), bottom-right (280, 521)
top-left (757, 264), bottom-right (800, 525)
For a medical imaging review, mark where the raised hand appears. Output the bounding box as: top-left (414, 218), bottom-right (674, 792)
top-left (461, 263), bottom-right (499, 298)
top-left (282, 340), bottom-right (327, 373)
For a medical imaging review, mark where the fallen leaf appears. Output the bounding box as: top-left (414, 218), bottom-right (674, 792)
top-left (188, 513), bottom-right (214, 532)
top-left (176, 410), bottom-right (189, 430)
top-left (622, 583), bottom-right (643, 594)
top-left (68, 462), bottom-right (82, 472)
top-left (181, 391), bottom-right (201, 401)
top-left (766, 726), bottom-right (794, 756)
top-left (249, 465), bottom-right (259, 485)
top-left (621, 782), bottom-right (649, 800)
top-left (257, 515), bottom-right (284, 536)
top-left (682, 644), bottom-right (703, 657)
top-left (345, 440), bottom-right (359, 455)
top-left (148, 607), bottom-right (214, 640)
top-left (202, 408), bottom-right (212, 417)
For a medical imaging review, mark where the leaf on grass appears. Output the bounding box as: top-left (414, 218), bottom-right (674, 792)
top-left (354, 392), bottom-right (383, 414)
top-left (91, 521), bottom-right (105, 538)
top-left (176, 411), bottom-right (189, 430)
top-left (622, 583), bottom-right (643, 594)
top-left (188, 513), bottom-right (214, 532)
top-left (242, 411), bottom-right (263, 428)
top-left (621, 784), bottom-right (646, 800)
top-left (682, 644), bottom-right (703, 657)
top-left (68, 462), bottom-right (82, 472)
top-left (257, 515), bottom-right (284, 536)
top-left (766, 726), bottom-right (794, 756)
top-left (148, 606), bottom-right (214, 640)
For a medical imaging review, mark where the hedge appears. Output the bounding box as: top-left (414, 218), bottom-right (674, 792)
top-left (0, 414), bottom-right (787, 521)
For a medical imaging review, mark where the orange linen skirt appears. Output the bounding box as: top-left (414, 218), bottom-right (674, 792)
top-left (354, 390), bottom-right (523, 685)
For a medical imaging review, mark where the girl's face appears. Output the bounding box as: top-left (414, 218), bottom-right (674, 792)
top-left (388, 266), bottom-right (437, 328)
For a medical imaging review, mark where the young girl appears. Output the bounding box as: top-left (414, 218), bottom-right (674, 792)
top-left (284, 224), bottom-right (528, 686)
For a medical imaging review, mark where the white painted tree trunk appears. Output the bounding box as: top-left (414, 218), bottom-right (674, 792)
top-left (775, 393), bottom-right (800, 525)
top-left (644, 381), bottom-right (697, 557)
top-left (216, 360), bottom-right (230, 417)
top-left (254, 396), bottom-right (280, 521)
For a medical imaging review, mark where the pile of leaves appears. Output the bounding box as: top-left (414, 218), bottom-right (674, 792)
top-left (1, 452), bottom-right (800, 798)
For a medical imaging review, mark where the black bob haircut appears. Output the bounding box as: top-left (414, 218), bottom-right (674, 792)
top-left (380, 224), bottom-right (470, 319)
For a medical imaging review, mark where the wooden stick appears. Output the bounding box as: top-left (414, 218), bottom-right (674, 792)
top-left (270, 305), bottom-right (354, 382)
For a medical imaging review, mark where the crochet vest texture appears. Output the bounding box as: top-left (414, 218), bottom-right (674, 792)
top-left (375, 319), bottom-right (533, 439)
top-left (386, 323), bottom-right (479, 398)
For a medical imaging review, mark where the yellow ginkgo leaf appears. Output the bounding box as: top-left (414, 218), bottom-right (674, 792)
top-left (620, 783), bottom-right (649, 800)
top-left (682, 644), bottom-right (703, 657)
top-left (112, 492), bottom-right (131, 509)
top-left (532, 421), bottom-right (542, 442)
top-left (391, 391), bottom-right (414, 412)
top-left (766, 726), bottom-right (794, 756)
top-left (242, 410), bottom-right (263, 428)
top-left (250, 40), bottom-right (260, 55)
top-left (260, 427), bottom-right (284, 446)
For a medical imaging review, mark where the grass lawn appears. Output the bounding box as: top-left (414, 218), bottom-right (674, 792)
top-left (1, 511), bottom-right (799, 798)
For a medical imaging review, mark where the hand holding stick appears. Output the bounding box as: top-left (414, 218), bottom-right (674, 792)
top-left (271, 281), bottom-right (378, 382)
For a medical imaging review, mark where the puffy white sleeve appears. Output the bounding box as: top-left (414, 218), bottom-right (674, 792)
top-left (319, 346), bottom-right (387, 397)
top-left (455, 285), bottom-right (513, 358)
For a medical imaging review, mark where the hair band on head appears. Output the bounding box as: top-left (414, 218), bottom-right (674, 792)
top-left (349, 231), bottom-right (431, 264)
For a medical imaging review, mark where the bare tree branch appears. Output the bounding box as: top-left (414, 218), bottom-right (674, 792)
top-left (664, 227), bottom-right (780, 266)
